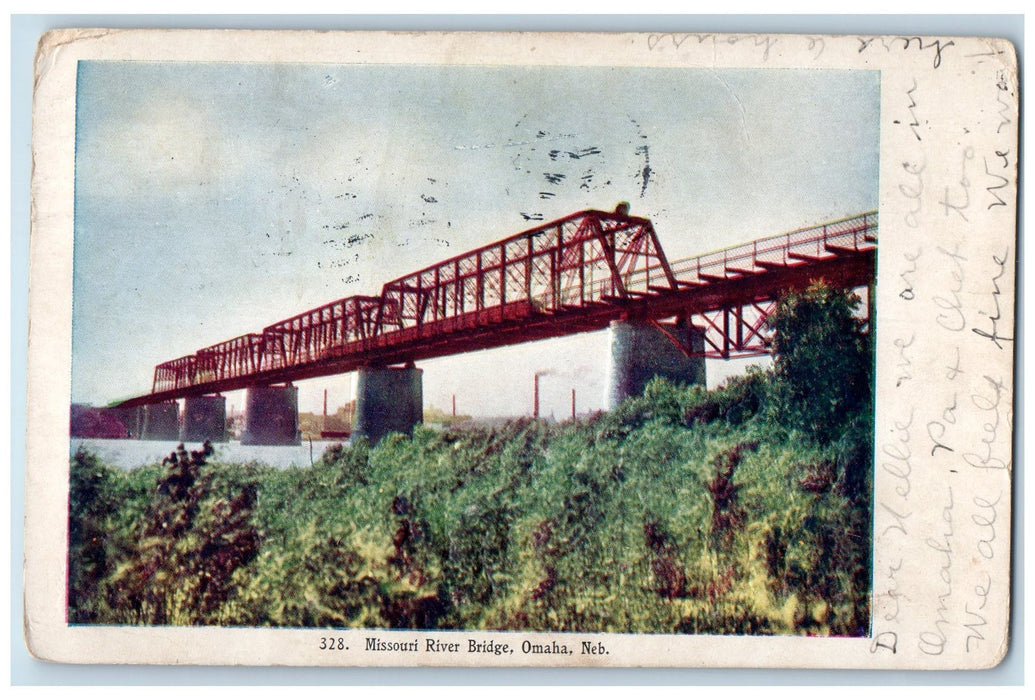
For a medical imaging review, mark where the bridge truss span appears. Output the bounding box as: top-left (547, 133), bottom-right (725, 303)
top-left (130, 207), bottom-right (876, 408)
top-left (661, 210), bottom-right (878, 358)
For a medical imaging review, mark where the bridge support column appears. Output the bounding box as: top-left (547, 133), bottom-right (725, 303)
top-left (241, 385), bottom-right (300, 446)
top-left (140, 401), bottom-right (180, 441)
top-left (110, 405), bottom-right (143, 438)
top-left (352, 365), bottom-right (423, 446)
top-left (180, 395), bottom-right (228, 443)
top-left (606, 319), bottom-right (706, 409)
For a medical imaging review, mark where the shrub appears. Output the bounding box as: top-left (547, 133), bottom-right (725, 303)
top-left (767, 281), bottom-right (871, 442)
top-left (683, 369), bottom-right (769, 427)
top-left (104, 442), bottom-right (261, 625)
top-left (67, 320), bottom-right (872, 636)
top-left (68, 448), bottom-right (127, 622)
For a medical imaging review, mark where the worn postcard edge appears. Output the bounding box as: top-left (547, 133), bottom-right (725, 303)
top-left (24, 28), bottom-right (1019, 669)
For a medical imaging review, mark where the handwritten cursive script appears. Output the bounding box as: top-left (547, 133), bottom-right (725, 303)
top-left (900, 159), bottom-right (925, 229)
top-left (919, 488), bottom-right (955, 656)
top-left (939, 147), bottom-right (974, 221)
top-left (933, 244), bottom-right (967, 331)
top-left (963, 374), bottom-right (1009, 472)
top-left (972, 249), bottom-right (1013, 349)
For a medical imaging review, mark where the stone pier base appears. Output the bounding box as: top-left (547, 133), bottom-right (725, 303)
top-left (352, 365), bottom-right (423, 446)
top-left (110, 405), bottom-right (143, 439)
top-left (241, 385), bottom-right (300, 445)
top-left (180, 395), bottom-right (228, 443)
top-left (140, 402), bottom-right (180, 441)
top-left (606, 319), bottom-right (706, 409)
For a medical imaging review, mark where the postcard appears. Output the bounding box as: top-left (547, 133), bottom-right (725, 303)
top-left (25, 28), bottom-right (1017, 669)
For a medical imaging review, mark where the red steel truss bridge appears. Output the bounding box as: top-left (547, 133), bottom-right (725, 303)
top-left (119, 208), bottom-right (877, 408)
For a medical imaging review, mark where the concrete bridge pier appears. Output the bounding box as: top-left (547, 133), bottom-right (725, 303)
top-left (180, 395), bottom-right (228, 443)
top-left (140, 401), bottom-right (180, 441)
top-left (606, 319), bottom-right (706, 409)
top-left (352, 364), bottom-right (423, 446)
top-left (110, 405), bottom-right (143, 438)
top-left (241, 384), bottom-right (300, 445)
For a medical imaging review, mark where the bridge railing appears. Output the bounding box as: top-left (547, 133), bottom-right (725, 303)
top-left (634, 210), bottom-right (878, 288)
top-left (143, 210), bottom-right (876, 397)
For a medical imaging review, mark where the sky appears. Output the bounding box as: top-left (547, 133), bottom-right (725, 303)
top-left (72, 61), bottom-right (879, 418)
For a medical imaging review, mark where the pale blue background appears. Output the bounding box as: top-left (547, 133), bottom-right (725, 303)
top-left (71, 59), bottom-right (878, 417)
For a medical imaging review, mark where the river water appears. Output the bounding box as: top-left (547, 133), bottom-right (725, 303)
top-left (69, 438), bottom-right (348, 471)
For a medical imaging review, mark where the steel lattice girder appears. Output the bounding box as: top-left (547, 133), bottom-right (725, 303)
top-left (375, 210), bottom-right (674, 331)
top-left (132, 209), bottom-right (876, 407)
top-left (693, 300), bottom-right (778, 359)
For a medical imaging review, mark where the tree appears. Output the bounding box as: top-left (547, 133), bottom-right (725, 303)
top-left (68, 449), bottom-right (124, 622)
top-left (766, 281), bottom-right (871, 443)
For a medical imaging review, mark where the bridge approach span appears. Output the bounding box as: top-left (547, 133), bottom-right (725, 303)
top-left (113, 207), bottom-right (876, 444)
top-left (118, 207), bottom-right (877, 409)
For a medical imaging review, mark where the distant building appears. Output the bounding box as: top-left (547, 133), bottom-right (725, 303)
top-left (299, 400), bottom-right (356, 440)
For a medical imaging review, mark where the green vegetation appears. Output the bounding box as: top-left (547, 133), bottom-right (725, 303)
top-left (68, 283), bottom-right (872, 635)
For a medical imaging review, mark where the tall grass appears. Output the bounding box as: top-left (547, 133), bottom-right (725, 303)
top-left (68, 284), bottom-right (872, 634)
top-left (69, 374), bottom-right (871, 635)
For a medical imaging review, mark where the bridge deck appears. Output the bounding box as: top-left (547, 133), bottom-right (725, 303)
top-left (116, 209), bottom-right (877, 408)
